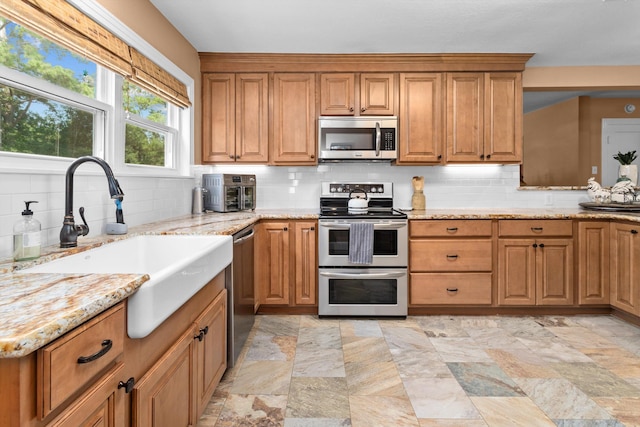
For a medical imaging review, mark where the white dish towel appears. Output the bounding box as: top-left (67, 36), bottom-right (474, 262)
top-left (348, 222), bottom-right (374, 265)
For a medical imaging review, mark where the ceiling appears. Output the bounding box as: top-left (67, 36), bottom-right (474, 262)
top-left (150, 0), bottom-right (640, 68)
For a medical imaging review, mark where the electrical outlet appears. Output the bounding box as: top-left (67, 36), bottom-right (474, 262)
top-left (545, 194), bottom-right (553, 206)
top-left (592, 166), bottom-right (598, 174)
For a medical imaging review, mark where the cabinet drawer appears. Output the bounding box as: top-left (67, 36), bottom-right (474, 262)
top-left (411, 220), bottom-right (492, 237)
top-left (410, 240), bottom-right (492, 271)
top-left (499, 220), bottom-right (573, 237)
top-left (410, 273), bottom-right (492, 305)
top-left (38, 303), bottom-right (125, 418)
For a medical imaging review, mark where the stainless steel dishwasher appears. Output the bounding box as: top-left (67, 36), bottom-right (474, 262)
top-left (227, 225), bottom-right (255, 367)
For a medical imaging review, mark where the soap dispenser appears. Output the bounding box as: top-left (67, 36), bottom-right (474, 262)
top-left (13, 201), bottom-right (42, 261)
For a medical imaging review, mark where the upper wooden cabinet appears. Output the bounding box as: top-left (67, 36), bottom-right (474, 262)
top-left (272, 73), bottom-right (317, 164)
top-left (398, 73), bottom-right (443, 164)
top-left (320, 73), bottom-right (395, 116)
top-left (201, 73), bottom-right (269, 164)
top-left (446, 72), bottom-right (522, 163)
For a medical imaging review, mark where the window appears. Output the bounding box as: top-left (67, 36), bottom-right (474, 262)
top-left (0, 6), bottom-right (192, 176)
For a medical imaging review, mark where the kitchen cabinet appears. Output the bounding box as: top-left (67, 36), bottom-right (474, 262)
top-left (497, 220), bottom-right (574, 306)
top-left (272, 73), bottom-right (317, 164)
top-left (201, 73), bottom-right (269, 164)
top-left (320, 73), bottom-right (395, 116)
top-left (132, 288), bottom-right (226, 427)
top-left (256, 220), bottom-right (317, 309)
top-left (446, 72), bottom-right (522, 163)
top-left (610, 221), bottom-right (640, 315)
top-left (409, 220), bottom-right (493, 305)
top-left (398, 73), bottom-right (444, 164)
top-left (578, 221), bottom-right (610, 305)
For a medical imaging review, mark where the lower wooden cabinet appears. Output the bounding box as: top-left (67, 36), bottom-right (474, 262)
top-left (578, 221), bottom-right (610, 305)
top-left (610, 222), bottom-right (640, 315)
top-left (46, 363), bottom-right (126, 427)
top-left (256, 220), bottom-right (317, 308)
top-left (132, 289), bottom-right (227, 427)
top-left (497, 220), bottom-right (574, 306)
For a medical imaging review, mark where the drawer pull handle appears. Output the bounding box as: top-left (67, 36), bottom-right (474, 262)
top-left (77, 339), bottom-right (112, 364)
top-left (531, 227), bottom-right (543, 232)
top-left (446, 254), bottom-right (458, 260)
top-left (446, 288), bottom-right (458, 293)
top-left (118, 377), bottom-right (135, 393)
top-left (446, 227), bottom-right (458, 232)
top-left (632, 229), bottom-right (638, 234)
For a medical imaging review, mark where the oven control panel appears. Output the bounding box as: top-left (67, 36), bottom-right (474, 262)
top-left (327, 183), bottom-right (387, 195)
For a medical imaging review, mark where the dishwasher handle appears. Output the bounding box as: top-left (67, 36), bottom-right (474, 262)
top-left (234, 227), bottom-right (255, 244)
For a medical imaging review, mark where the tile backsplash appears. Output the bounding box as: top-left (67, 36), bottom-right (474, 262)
top-left (1, 163), bottom-right (589, 260)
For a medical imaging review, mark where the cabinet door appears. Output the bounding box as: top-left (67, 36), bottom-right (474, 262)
top-left (610, 222), bottom-right (640, 314)
top-left (483, 72), bottom-right (522, 162)
top-left (202, 73), bottom-right (235, 163)
top-left (497, 239), bottom-right (536, 305)
top-left (235, 73), bottom-right (269, 163)
top-left (256, 221), bottom-right (291, 305)
top-left (194, 289), bottom-right (227, 416)
top-left (360, 73), bottom-right (395, 115)
top-left (398, 73), bottom-right (443, 163)
top-left (320, 73), bottom-right (355, 115)
top-left (446, 73), bottom-right (484, 162)
top-left (132, 328), bottom-right (195, 427)
top-left (578, 221), bottom-right (610, 305)
top-left (46, 363), bottom-right (125, 427)
top-left (294, 221), bottom-right (317, 305)
top-left (536, 239), bottom-right (574, 305)
top-left (272, 73), bottom-right (317, 164)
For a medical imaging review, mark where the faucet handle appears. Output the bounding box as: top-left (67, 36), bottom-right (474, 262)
top-left (76, 207), bottom-right (89, 237)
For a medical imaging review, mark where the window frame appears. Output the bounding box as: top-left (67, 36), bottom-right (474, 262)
top-left (0, 0), bottom-right (194, 177)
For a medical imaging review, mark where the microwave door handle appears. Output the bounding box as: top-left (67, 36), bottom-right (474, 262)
top-left (375, 122), bottom-right (381, 156)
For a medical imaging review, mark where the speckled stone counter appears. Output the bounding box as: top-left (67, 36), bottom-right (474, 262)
top-left (2, 206), bottom-right (639, 358)
top-left (0, 209), bottom-right (315, 358)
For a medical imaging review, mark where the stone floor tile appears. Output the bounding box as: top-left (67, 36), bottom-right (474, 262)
top-left (447, 362), bottom-right (525, 397)
top-left (297, 326), bottom-right (342, 350)
top-left (293, 348), bottom-right (345, 377)
top-left (245, 335), bottom-right (297, 361)
top-left (592, 397), bottom-right (640, 427)
top-left (391, 348), bottom-right (451, 379)
top-left (553, 362), bottom-right (640, 398)
top-left (382, 326), bottom-right (435, 350)
top-left (342, 336), bottom-right (392, 364)
top-left (582, 347), bottom-right (640, 378)
top-left (285, 377), bottom-right (350, 419)
top-left (349, 395), bottom-right (419, 427)
top-left (214, 394), bottom-right (287, 427)
top-left (339, 319), bottom-right (384, 337)
top-left (486, 349), bottom-right (560, 378)
top-left (284, 419), bottom-right (351, 427)
top-left (418, 420), bottom-right (488, 426)
top-left (470, 396), bottom-right (556, 426)
top-left (230, 360), bottom-right (293, 395)
top-left (403, 377), bottom-right (480, 419)
top-left (429, 337), bottom-right (493, 362)
top-left (345, 361), bottom-right (405, 396)
top-left (415, 316), bottom-right (469, 338)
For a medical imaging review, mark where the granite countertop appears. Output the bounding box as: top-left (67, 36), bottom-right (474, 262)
top-left (2, 206), bottom-right (639, 358)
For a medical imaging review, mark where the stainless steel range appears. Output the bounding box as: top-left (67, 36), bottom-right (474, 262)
top-left (318, 182), bottom-right (408, 317)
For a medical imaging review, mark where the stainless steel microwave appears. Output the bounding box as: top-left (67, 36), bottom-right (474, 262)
top-left (318, 116), bottom-right (398, 162)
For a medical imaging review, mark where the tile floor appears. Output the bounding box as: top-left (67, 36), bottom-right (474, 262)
top-left (197, 314), bottom-right (640, 427)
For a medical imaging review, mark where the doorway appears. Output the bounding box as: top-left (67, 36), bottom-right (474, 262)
top-left (601, 118), bottom-right (640, 186)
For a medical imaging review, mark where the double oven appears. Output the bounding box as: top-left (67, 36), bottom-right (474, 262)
top-left (318, 182), bottom-right (408, 317)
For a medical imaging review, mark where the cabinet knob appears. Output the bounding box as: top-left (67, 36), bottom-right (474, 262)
top-left (486, 154), bottom-right (491, 159)
top-left (349, 107), bottom-right (354, 112)
top-left (310, 226), bottom-right (315, 231)
top-left (229, 154), bottom-right (234, 159)
top-left (632, 229), bottom-right (638, 234)
top-left (310, 154), bottom-right (315, 159)
top-left (539, 243), bottom-right (545, 248)
top-left (236, 155), bottom-right (240, 160)
top-left (480, 154), bottom-right (485, 159)
top-left (283, 227), bottom-right (288, 231)
top-left (438, 155), bottom-right (442, 160)
top-left (533, 243), bottom-right (538, 248)
top-left (118, 377), bottom-right (135, 393)
top-left (194, 326), bottom-right (208, 342)
top-left (361, 107), bottom-right (366, 112)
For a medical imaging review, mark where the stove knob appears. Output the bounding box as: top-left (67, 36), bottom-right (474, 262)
top-left (377, 186), bottom-right (384, 193)
top-left (370, 187), bottom-right (377, 193)
top-left (336, 187), bottom-right (343, 192)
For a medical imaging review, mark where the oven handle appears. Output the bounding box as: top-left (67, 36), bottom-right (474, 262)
top-left (319, 222), bottom-right (406, 230)
top-left (319, 271), bottom-right (406, 279)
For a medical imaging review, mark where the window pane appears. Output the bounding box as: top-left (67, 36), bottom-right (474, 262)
top-left (125, 123), bottom-right (165, 166)
top-left (0, 16), bottom-right (97, 98)
top-left (0, 83), bottom-right (93, 157)
top-left (122, 81), bottom-right (167, 124)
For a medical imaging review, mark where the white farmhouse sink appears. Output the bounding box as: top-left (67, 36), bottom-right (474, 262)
top-left (26, 234), bottom-right (233, 338)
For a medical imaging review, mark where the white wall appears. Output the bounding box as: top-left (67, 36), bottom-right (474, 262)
top-left (0, 170), bottom-right (193, 260)
top-left (1, 163), bottom-right (590, 260)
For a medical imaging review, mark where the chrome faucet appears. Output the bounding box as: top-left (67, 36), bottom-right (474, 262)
top-left (60, 156), bottom-right (124, 248)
